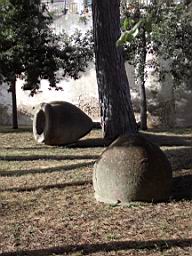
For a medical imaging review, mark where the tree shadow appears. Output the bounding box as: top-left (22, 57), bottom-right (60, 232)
top-left (143, 132), bottom-right (192, 146)
top-left (0, 127), bottom-right (32, 133)
top-left (0, 154), bottom-right (99, 161)
top-left (148, 127), bottom-right (192, 135)
top-left (164, 146), bottom-right (192, 171)
top-left (67, 138), bottom-right (112, 148)
top-left (0, 161), bottom-right (95, 177)
top-left (0, 238), bottom-right (191, 256)
top-left (0, 179), bottom-right (92, 193)
top-left (0, 147), bottom-right (50, 150)
top-left (163, 146), bottom-right (192, 201)
top-left (67, 132), bottom-right (192, 148)
top-left (172, 175), bottom-right (192, 201)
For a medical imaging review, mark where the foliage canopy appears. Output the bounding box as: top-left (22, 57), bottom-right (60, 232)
top-left (0, 0), bottom-right (94, 95)
top-left (119, 1), bottom-right (192, 88)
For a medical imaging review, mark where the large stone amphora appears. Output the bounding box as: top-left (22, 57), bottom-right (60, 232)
top-left (93, 134), bottom-right (172, 204)
top-left (33, 101), bottom-right (93, 145)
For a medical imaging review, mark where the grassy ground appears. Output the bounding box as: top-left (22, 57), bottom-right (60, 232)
top-left (0, 126), bottom-right (191, 256)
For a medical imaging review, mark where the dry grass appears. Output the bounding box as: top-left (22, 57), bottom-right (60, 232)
top-left (0, 126), bottom-right (192, 256)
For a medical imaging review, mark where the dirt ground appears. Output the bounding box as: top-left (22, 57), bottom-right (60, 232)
top-left (0, 127), bottom-right (191, 256)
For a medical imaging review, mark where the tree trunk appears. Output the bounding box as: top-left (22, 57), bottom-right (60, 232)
top-left (92, 0), bottom-right (137, 140)
top-left (135, 26), bottom-right (147, 130)
top-left (11, 78), bottom-right (18, 129)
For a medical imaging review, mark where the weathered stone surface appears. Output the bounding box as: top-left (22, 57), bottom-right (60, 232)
top-left (33, 101), bottom-right (93, 145)
top-left (93, 134), bottom-right (172, 204)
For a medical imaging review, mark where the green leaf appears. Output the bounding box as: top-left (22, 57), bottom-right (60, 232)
top-left (132, 27), bottom-right (139, 38)
top-left (123, 17), bottom-right (130, 30)
top-left (131, 20), bottom-right (142, 33)
top-left (116, 31), bottom-right (133, 46)
top-left (117, 20), bottom-right (142, 46)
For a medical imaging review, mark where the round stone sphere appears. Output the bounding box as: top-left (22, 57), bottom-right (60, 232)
top-left (93, 134), bottom-right (172, 204)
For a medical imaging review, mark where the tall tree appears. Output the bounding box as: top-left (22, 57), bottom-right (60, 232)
top-left (0, 0), bottom-right (93, 129)
top-left (118, 0), bottom-right (191, 130)
top-left (135, 24), bottom-right (147, 130)
top-left (152, 2), bottom-right (192, 89)
top-left (0, 0), bottom-right (54, 128)
top-left (92, 0), bottom-right (137, 140)
top-left (118, 1), bottom-right (154, 131)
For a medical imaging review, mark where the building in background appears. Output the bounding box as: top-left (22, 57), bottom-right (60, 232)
top-left (41, 0), bottom-right (92, 16)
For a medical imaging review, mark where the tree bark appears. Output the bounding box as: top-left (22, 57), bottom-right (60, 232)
top-left (11, 78), bottom-right (18, 129)
top-left (135, 26), bottom-right (147, 130)
top-left (92, 0), bottom-right (137, 140)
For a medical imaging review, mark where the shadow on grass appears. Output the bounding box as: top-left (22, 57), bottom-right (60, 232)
top-left (0, 180), bottom-right (92, 193)
top-left (172, 175), bottom-right (192, 201)
top-left (0, 173), bottom-right (191, 203)
top-left (143, 132), bottom-right (192, 146)
top-left (0, 127), bottom-right (32, 133)
top-left (148, 127), bottom-right (192, 135)
top-left (67, 132), bottom-right (192, 148)
top-left (164, 146), bottom-right (192, 171)
top-left (0, 161), bottom-right (95, 177)
top-left (0, 147), bottom-right (50, 150)
top-left (1, 176), bottom-right (191, 202)
top-left (0, 154), bottom-right (99, 161)
top-left (0, 239), bottom-right (192, 256)
top-left (67, 138), bottom-right (111, 148)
